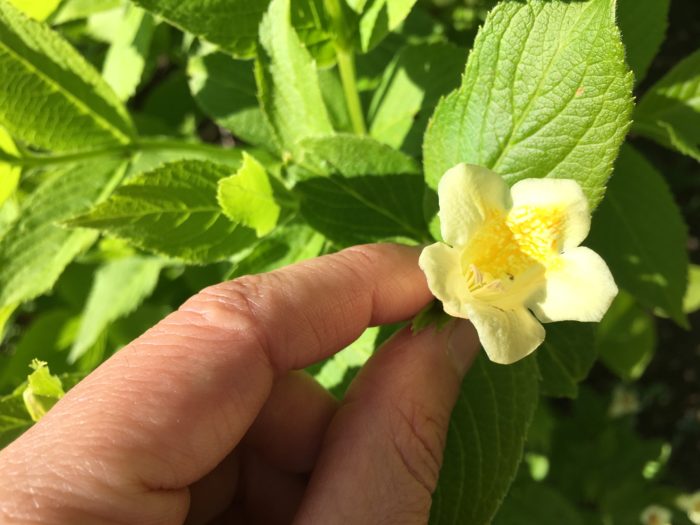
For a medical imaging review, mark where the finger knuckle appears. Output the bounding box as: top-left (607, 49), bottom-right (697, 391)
top-left (179, 275), bottom-right (275, 365)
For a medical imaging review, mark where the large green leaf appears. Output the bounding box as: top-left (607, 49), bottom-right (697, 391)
top-left (430, 354), bottom-right (539, 525)
top-left (256, 0), bottom-right (333, 160)
top-left (616, 0), bottom-right (669, 85)
top-left (423, 0), bottom-right (633, 208)
top-left (65, 160), bottom-right (257, 264)
top-left (634, 49), bottom-right (700, 161)
top-left (537, 322), bottom-right (596, 399)
top-left (0, 0), bottom-right (134, 152)
top-left (0, 158), bottom-right (126, 309)
top-left (368, 42), bottom-right (463, 154)
top-left (101, 3), bottom-right (155, 101)
top-left (596, 290), bottom-right (656, 381)
top-left (69, 256), bottom-right (164, 362)
top-left (588, 146), bottom-right (688, 326)
top-left (188, 51), bottom-right (277, 149)
top-left (294, 135), bottom-right (428, 244)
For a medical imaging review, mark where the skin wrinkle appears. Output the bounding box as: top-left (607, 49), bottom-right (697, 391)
top-left (390, 405), bottom-right (443, 495)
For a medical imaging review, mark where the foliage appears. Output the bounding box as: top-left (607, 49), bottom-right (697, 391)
top-left (0, 0), bottom-right (698, 522)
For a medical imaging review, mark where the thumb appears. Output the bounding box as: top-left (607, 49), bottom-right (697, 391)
top-left (294, 320), bottom-right (479, 525)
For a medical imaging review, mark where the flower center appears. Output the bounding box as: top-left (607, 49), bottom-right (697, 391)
top-left (461, 206), bottom-right (564, 293)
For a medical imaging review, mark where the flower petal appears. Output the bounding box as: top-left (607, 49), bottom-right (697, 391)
top-left (510, 177), bottom-right (590, 250)
top-left (438, 163), bottom-right (511, 246)
top-left (419, 242), bottom-right (469, 318)
top-left (465, 303), bottom-right (545, 364)
top-left (529, 246), bottom-right (618, 323)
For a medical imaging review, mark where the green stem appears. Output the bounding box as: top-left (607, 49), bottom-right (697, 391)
top-left (336, 47), bottom-right (367, 136)
top-left (2, 138), bottom-right (243, 168)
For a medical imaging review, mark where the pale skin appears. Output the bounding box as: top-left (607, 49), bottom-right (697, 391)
top-left (0, 244), bottom-right (479, 525)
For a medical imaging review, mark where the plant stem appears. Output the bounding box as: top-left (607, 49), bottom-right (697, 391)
top-left (336, 47), bottom-right (367, 136)
top-left (323, 0), bottom-right (367, 136)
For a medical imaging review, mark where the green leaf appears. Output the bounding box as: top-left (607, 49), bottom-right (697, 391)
top-left (22, 359), bottom-right (64, 422)
top-left (0, 367), bottom-right (83, 448)
top-left (0, 158), bottom-right (126, 309)
top-left (299, 133), bottom-right (419, 177)
top-left (318, 68), bottom-right (353, 133)
top-left (352, 0), bottom-right (418, 52)
top-left (0, 303), bottom-right (15, 343)
top-left (133, 0), bottom-right (267, 58)
top-left (188, 51), bottom-right (277, 150)
top-left (7, 0), bottom-right (60, 20)
top-left (256, 0), bottom-right (333, 160)
top-left (0, 125), bottom-right (20, 207)
top-left (368, 42), bottom-right (463, 154)
top-left (596, 290), bottom-right (656, 382)
top-left (633, 49), bottom-right (700, 161)
top-left (65, 160), bottom-right (257, 264)
top-left (294, 135), bottom-right (428, 244)
top-left (125, 139), bottom-right (244, 179)
top-left (423, 0), bottom-right (633, 208)
top-left (0, 391), bottom-right (31, 448)
top-left (228, 222), bottom-right (325, 279)
top-left (52, 0), bottom-right (121, 24)
top-left (313, 327), bottom-right (377, 391)
top-left (616, 0), bottom-right (669, 85)
top-left (587, 145), bottom-right (688, 326)
top-left (134, 0), bottom-right (332, 61)
top-left (0, 0), bottom-right (135, 152)
top-left (69, 256), bottom-right (164, 363)
top-left (0, 310), bottom-right (76, 391)
top-left (537, 322), bottom-right (596, 399)
top-left (494, 481), bottom-right (585, 525)
top-left (101, 4), bottom-right (155, 101)
top-left (217, 153), bottom-right (280, 237)
top-left (430, 354), bottom-right (539, 525)
top-left (548, 388), bottom-right (663, 509)
top-left (290, 0), bottom-right (335, 66)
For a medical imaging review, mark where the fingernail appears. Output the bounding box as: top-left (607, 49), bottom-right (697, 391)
top-left (447, 320), bottom-right (479, 377)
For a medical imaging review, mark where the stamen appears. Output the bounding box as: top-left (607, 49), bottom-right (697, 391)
top-left (470, 264), bottom-right (483, 286)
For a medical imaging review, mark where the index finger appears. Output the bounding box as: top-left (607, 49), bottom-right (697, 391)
top-left (2, 244), bottom-right (431, 498)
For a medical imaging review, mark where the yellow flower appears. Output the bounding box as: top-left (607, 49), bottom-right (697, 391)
top-left (419, 164), bottom-right (617, 364)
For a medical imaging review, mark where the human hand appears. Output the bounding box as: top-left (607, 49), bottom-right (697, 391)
top-left (0, 244), bottom-right (479, 525)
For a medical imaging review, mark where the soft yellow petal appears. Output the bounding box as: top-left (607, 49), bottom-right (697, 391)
top-left (510, 177), bottom-right (590, 250)
top-left (465, 303), bottom-right (545, 364)
top-left (419, 242), bottom-right (469, 318)
top-left (438, 163), bottom-right (511, 247)
top-left (529, 247), bottom-right (617, 323)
